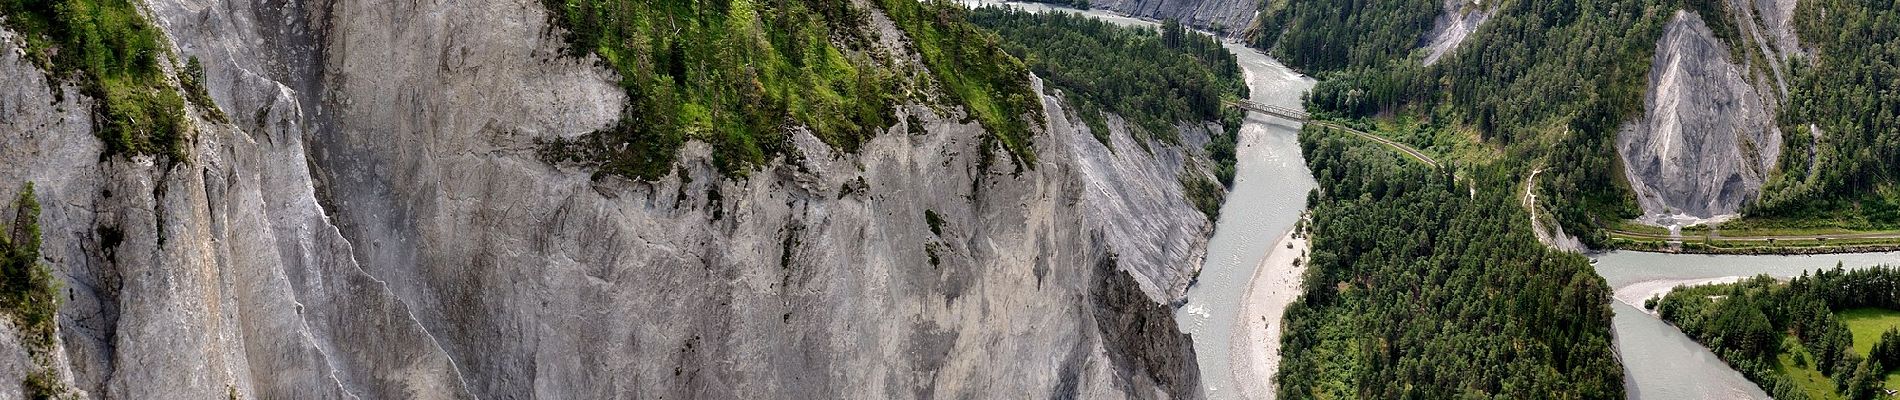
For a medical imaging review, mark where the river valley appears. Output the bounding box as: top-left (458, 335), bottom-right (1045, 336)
top-left (1598, 251), bottom-right (1900, 398)
top-left (962, 3), bottom-right (1317, 398)
top-left (972, 3), bottom-right (1900, 399)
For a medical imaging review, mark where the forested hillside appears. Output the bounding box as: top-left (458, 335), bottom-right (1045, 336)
top-left (534, 0), bottom-right (1041, 179)
top-left (1276, 127), bottom-right (1623, 398)
top-left (1252, 0), bottom-right (1900, 236)
top-left (969, 9), bottom-right (1246, 146)
top-left (967, 7), bottom-right (1248, 204)
top-left (1655, 266), bottom-right (1900, 399)
top-left (1754, 0), bottom-right (1900, 228)
top-left (1251, 0), bottom-right (1694, 245)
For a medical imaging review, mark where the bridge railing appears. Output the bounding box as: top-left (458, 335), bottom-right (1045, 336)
top-left (1225, 100), bottom-right (1309, 121)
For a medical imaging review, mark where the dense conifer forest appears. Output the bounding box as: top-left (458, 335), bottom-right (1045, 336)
top-left (1754, 0), bottom-right (1900, 228)
top-left (534, 0), bottom-right (1041, 179)
top-left (1276, 126), bottom-right (1623, 398)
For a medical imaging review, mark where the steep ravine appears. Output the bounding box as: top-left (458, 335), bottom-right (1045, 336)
top-left (1617, 10), bottom-right (1790, 225)
top-left (0, 0), bottom-right (1220, 398)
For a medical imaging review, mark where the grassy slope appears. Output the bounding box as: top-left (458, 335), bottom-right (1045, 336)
top-left (1777, 344), bottom-right (1844, 400)
top-left (1771, 308), bottom-right (1900, 400)
top-left (1842, 308), bottom-right (1900, 356)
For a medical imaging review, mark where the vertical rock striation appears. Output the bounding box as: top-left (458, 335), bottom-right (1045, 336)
top-left (1617, 11), bottom-right (1783, 225)
top-left (0, 0), bottom-right (1216, 397)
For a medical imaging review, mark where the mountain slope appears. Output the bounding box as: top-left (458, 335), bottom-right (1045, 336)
top-left (0, 0), bottom-right (1227, 397)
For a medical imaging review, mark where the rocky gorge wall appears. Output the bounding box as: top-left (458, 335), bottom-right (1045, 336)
top-left (0, 0), bottom-right (1218, 398)
top-left (1086, 0), bottom-right (1257, 36)
top-left (1617, 10), bottom-right (1789, 225)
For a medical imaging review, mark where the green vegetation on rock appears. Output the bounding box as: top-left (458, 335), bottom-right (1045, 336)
top-left (180, 56), bottom-right (227, 124)
top-left (967, 8), bottom-right (1247, 213)
top-left (2, 0), bottom-right (192, 160)
top-left (1276, 127), bottom-right (1623, 398)
top-left (536, 0), bottom-right (1040, 180)
top-left (0, 184), bottom-right (62, 351)
top-left (1179, 169), bottom-right (1222, 221)
top-left (875, 0), bottom-right (1044, 166)
top-left (536, 0), bottom-right (896, 179)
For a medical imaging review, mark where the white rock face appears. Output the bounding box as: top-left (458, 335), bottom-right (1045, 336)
top-left (1088, 0), bottom-right (1258, 35)
top-left (0, 0), bottom-right (1216, 398)
top-left (1751, 0), bottom-right (1807, 63)
top-left (1421, 0), bottom-right (1492, 66)
top-left (1618, 11), bottom-right (1783, 225)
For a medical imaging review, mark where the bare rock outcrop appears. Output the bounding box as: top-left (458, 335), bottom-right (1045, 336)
top-left (1421, 0), bottom-right (1492, 66)
top-left (1617, 11), bottom-right (1783, 225)
top-left (0, 0), bottom-right (1217, 397)
top-left (1086, 0), bottom-right (1258, 35)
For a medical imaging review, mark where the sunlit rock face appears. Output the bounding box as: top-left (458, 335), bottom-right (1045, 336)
top-left (1618, 11), bottom-right (1782, 225)
top-left (0, 0), bottom-right (1216, 398)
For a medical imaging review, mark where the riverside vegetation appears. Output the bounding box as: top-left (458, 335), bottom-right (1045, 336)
top-left (534, 0), bottom-right (1041, 180)
top-left (1652, 266), bottom-right (1900, 400)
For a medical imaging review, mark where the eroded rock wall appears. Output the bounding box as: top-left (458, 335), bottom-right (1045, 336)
top-left (1617, 11), bottom-right (1783, 224)
top-left (0, 0), bottom-right (1215, 398)
top-left (1421, 0), bottom-right (1491, 66)
top-left (1087, 0), bottom-right (1257, 35)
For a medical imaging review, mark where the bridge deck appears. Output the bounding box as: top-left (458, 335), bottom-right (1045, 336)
top-left (1226, 100), bottom-right (1309, 122)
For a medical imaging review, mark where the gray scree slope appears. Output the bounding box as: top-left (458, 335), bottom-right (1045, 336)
top-left (1617, 11), bottom-right (1784, 223)
top-left (0, 0), bottom-right (1220, 398)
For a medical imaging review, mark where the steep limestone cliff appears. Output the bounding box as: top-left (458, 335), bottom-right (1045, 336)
top-left (1085, 0), bottom-right (1257, 35)
top-left (1420, 0), bottom-right (1491, 66)
top-left (1617, 11), bottom-right (1784, 225)
top-left (0, 0), bottom-right (1217, 398)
